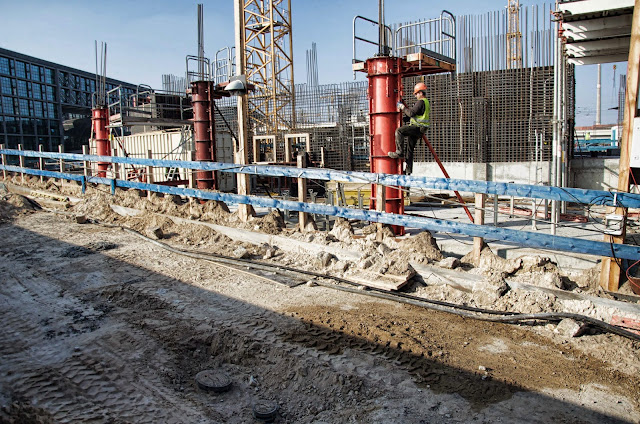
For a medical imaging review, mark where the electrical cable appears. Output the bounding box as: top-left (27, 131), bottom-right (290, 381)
top-left (113, 222), bottom-right (640, 343)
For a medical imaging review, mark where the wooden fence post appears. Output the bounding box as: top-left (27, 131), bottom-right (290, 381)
top-left (58, 144), bottom-right (64, 188)
top-left (112, 148), bottom-right (119, 180)
top-left (82, 145), bottom-right (90, 178)
top-left (188, 150), bottom-right (196, 189)
top-left (1, 144), bottom-right (6, 179)
top-left (473, 193), bottom-right (486, 262)
top-left (147, 149), bottom-right (154, 198)
top-left (38, 145), bottom-right (44, 183)
top-left (376, 183), bottom-right (386, 239)
top-left (18, 144), bottom-right (24, 184)
top-left (297, 154), bottom-right (308, 231)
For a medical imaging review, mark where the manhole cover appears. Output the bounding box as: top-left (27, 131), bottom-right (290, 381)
top-left (252, 399), bottom-right (279, 422)
top-left (195, 369), bottom-right (232, 393)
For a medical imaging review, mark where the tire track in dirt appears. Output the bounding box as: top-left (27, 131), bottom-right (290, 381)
top-left (3, 211), bottom-right (638, 423)
top-left (0, 227), bottom-right (214, 423)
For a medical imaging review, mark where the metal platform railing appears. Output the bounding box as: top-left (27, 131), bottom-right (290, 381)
top-left (352, 11), bottom-right (456, 66)
top-left (394, 11), bottom-right (456, 64)
top-left (105, 85), bottom-right (190, 128)
top-left (186, 55), bottom-right (212, 83)
top-left (352, 15), bottom-right (393, 66)
top-left (214, 47), bottom-right (235, 85)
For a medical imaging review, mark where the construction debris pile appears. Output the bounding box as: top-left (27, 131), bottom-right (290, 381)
top-left (4, 176), bottom-right (640, 337)
top-left (1, 175), bottom-right (640, 423)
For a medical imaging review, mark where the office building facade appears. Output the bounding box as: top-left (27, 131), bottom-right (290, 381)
top-left (0, 47), bottom-right (138, 153)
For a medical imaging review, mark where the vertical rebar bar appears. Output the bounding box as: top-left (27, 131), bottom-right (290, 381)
top-left (198, 4), bottom-right (205, 80)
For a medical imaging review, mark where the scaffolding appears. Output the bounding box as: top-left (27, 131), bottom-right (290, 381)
top-left (212, 3), bottom-right (571, 175)
top-left (241, 0), bottom-right (296, 140)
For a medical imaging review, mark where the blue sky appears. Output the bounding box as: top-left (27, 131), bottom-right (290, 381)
top-left (0, 0), bottom-right (626, 126)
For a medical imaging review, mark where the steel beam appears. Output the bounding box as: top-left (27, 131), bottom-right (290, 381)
top-left (565, 37), bottom-right (631, 55)
top-left (568, 54), bottom-right (631, 65)
top-left (562, 14), bottom-right (633, 34)
top-left (558, 0), bottom-right (634, 16)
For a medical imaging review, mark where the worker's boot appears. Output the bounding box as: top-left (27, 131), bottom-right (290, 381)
top-left (390, 132), bottom-right (404, 158)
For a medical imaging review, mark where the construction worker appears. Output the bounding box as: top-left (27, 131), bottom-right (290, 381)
top-left (388, 82), bottom-right (430, 175)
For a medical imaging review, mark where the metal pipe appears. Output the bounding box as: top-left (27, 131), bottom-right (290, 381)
top-left (596, 63), bottom-right (602, 125)
top-left (422, 135), bottom-right (474, 223)
top-left (561, 44), bottom-right (568, 214)
top-left (378, 0), bottom-right (386, 55)
top-left (551, 9), bottom-right (560, 234)
top-left (198, 4), bottom-right (205, 80)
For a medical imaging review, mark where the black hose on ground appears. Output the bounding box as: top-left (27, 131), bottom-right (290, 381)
top-left (313, 281), bottom-right (640, 342)
top-left (118, 225), bottom-right (640, 343)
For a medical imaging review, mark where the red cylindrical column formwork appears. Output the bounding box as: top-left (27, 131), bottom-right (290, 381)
top-left (190, 81), bottom-right (215, 191)
top-left (91, 107), bottom-right (110, 178)
top-left (367, 57), bottom-right (405, 235)
top-left (207, 81), bottom-right (218, 190)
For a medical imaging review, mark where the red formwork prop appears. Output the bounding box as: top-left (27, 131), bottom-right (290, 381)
top-left (422, 135), bottom-right (475, 223)
top-left (91, 107), bottom-right (110, 178)
top-left (191, 80), bottom-right (216, 191)
top-left (367, 56), bottom-right (405, 235)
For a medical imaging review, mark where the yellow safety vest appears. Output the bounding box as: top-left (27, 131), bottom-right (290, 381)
top-left (410, 98), bottom-right (430, 127)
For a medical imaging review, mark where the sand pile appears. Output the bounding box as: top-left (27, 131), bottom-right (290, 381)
top-left (0, 193), bottom-right (39, 223)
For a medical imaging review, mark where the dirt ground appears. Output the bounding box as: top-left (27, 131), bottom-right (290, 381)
top-left (1, 175), bottom-right (640, 423)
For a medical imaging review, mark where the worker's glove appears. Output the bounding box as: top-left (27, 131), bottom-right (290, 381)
top-left (396, 102), bottom-right (405, 111)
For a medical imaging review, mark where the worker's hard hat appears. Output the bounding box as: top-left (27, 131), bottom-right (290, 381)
top-left (413, 82), bottom-right (427, 94)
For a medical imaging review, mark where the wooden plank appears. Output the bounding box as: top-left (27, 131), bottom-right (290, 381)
top-left (611, 316), bottom-right (640, 335)
top-left (5, 182), bottom-right (73, 202)
top-left (410, 262), bottom-right (486, 292)
top-left (107, 204), bottom-right (363, 262)
top-left (405, 52), bottom-right (455, 68)
top-left (107, 116), bottom-right (191, 127)
top-left (600, 0), bottom-right (640, 291)
top-left (352, 62), bottom-right (366, 72)
top-left (344, 271), bottom-right (414, 292)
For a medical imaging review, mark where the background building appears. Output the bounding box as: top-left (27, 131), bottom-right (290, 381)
top-left (0, 47), bottom-right (137, 153)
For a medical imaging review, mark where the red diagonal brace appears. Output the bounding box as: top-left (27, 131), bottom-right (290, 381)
top-left (422, 135), bottom-right (474, 223)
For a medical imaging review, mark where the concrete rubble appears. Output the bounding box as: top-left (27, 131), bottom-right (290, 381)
top-left (1, 175), bottom-right (640, 423)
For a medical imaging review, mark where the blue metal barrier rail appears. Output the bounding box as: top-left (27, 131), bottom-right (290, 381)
top-left (1, 162), bottom-right (640, 261)
top-left (2, 148), bottom-right (640, 209)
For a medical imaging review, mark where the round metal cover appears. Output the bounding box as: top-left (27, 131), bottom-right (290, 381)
top-left (252, 399), bottom-right (279, 422)
top-left (195, 369), bottom-right (232, 393)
